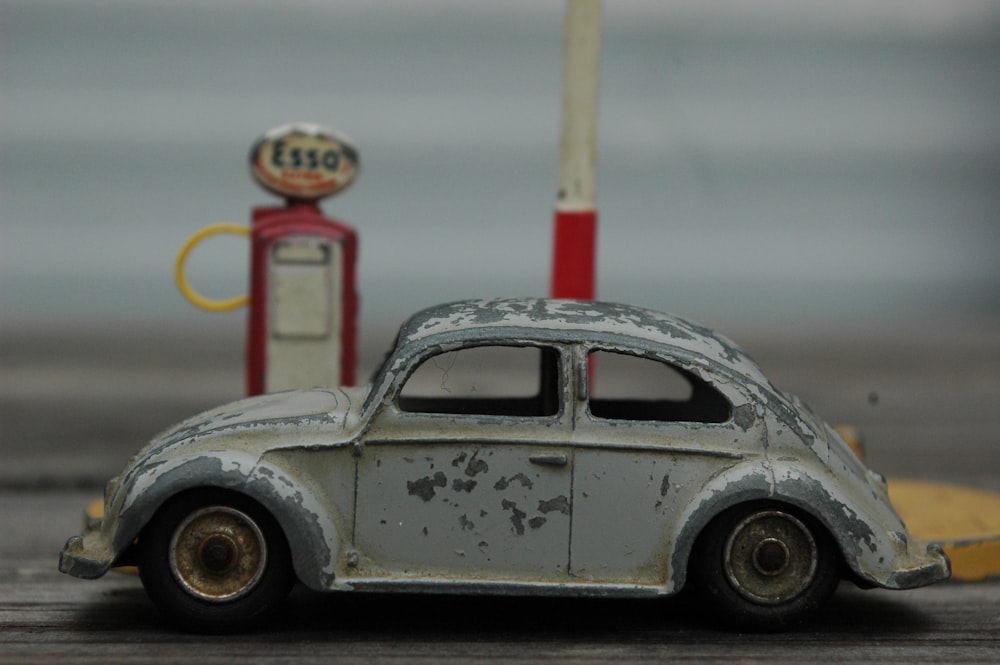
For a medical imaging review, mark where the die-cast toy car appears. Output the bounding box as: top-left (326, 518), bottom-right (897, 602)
top-left (60, 298), bottom-right (949, 631)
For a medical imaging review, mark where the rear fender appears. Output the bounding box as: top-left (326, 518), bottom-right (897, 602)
top-left (667, 463), bottom-right (775, 592)
top-left (667, 460), bottom-right (894, 591)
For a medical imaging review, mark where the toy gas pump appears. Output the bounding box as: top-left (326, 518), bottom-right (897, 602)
top-left (176, 123), bottom-right (360, 395)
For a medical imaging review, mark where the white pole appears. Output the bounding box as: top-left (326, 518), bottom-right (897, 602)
top-left (557, 0), bottom-right (602, 213)
top-left (551, 0), bottom-right (602, 299)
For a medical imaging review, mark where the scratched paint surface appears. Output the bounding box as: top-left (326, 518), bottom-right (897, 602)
top-left (571, 444), bottom-right (744, 586)
top-left (354, 445), bottom-right (572, 580)
top-left (398, 299), bottom-right (768, 385)
top-left (61, 298), bottom-right (949, 603)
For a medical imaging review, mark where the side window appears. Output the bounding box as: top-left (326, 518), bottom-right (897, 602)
top-left (588, 350), bottom-right (731, 424)
top-left (398, 345), bottom-right (561, 417)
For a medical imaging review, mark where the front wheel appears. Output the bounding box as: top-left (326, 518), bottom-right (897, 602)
top-left (692, 504), bottom-right (840, 629)
top-left (138, 489), bottom-right (294, 632)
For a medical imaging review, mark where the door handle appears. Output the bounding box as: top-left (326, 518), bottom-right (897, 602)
top-left (529, 453), bottom-right (568, 466)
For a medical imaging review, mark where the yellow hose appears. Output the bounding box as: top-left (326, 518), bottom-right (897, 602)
top-left (174, 223), bottom-right (251, 312)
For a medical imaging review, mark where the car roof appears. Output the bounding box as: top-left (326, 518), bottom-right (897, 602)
top-left (396, 298), bottom-right (772, 386)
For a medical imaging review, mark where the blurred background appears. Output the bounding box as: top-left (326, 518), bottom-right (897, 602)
top-left (1, 0), bottom-right (999, 500)
top-left (3, 0), bottom-right (998, 344)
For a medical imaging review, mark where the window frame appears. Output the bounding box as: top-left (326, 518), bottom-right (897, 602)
top-left (580, 345), bottom-right (735, 426)
top-left (389, 340), bottom-right (568, 421)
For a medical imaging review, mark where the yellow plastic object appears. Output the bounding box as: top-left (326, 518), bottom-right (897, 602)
top-left (85, 498), bottom-right (104, 528)
top-left (835, 424), bottom-right (1000, 581)
top-left (888, 479), bottom-right (1000, 582)
top-left (175, 223), bottom-right (251, 312)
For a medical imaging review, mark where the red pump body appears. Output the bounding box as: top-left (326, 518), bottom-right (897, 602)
top-left (246, 202), bottom-right (358, 395)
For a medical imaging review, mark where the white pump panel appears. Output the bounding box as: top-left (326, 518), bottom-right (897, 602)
top-left (267, 236), bottom-right (342, 390)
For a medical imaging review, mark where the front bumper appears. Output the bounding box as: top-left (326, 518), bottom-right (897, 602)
top-left (58, 518), bottom-right (114, 580)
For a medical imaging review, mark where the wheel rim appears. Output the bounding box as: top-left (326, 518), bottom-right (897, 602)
top-left (168, 506), bottom-right (268, 603)
top-left (723, 510), bottom-right (818, 605)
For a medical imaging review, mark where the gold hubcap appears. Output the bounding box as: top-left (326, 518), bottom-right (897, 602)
top-left (724, 511), bottom-right (818, 605)
top-left (169, 506), bottom-right (267, 602)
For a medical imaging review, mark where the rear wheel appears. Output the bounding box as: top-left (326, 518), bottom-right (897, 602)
top-left (692, 504), bottom-right (839, 629)
top-left (139, 489), bottom-right (294, 632)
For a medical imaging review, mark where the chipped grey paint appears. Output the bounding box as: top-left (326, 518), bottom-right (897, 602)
top-left (60, 387), bottom-right (367, 588)
top-left (407, 472), bottom-right (447, 501)
top-left (659, 474), bottom-right (671, 496)
top-left (732, 404), bottom-right (756, 431)
top-left (494, 473), bottom-right (533, 491)
top-left (399, 300), bottom-right (748, 370)
top-left (114, 455), bottom-right (254, 554)
top-left (245, 457), bottom-right (346, 589)
top-left (463, 453), bottom-right (489, 477)
top-left (365, 299), bottom-right (771, 418)
top-left (538, 496), bottom-right (570, 515)
top-left (353, 439), bottom-right (573, 578)
top-left (62, 297), bottom-right (948, 607)
top-left (502, 499), bottom-right (528, 535)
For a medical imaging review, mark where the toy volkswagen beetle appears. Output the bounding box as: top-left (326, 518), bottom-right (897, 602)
top-left (60, 298), bottom-right (949, 631)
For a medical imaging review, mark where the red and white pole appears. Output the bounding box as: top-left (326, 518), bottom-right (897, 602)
top-left (551, 0), bottom-right (602, 300)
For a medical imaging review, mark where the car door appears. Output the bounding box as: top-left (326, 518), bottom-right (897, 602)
top-left (569, 347), bottom-right (757, 586)
top-left (352, 342), bottom-right (574, 583)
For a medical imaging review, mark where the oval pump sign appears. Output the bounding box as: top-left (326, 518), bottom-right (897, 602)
top-left (249, 123), bottom-right (359, 201)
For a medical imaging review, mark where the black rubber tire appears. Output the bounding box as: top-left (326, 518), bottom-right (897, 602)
top-left (691, 502), bottom-right (840, 630)
top-left (138, 489), bottom-right (294, 633)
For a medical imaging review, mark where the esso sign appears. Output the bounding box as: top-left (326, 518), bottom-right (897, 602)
top-left (249, 123), bottom-right (359, 201)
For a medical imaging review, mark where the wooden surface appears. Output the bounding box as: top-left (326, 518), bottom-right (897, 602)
top-left (2, 320), bottom-right (998, 663)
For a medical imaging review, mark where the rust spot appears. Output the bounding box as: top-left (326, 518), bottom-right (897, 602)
top-left (529, 516), bottom-right (547, 529)
top-left (451, 452), bottom-right (467, 467)
top-left (452, 478), bottom-right (477, 493)
top-left (458, 514), bottom-right (475, 531)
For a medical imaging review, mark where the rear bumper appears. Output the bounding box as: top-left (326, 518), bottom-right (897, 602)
top-left (885, 541), bottom-right (951, 589)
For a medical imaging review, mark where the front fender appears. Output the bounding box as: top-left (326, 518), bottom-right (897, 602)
top-left (243, 460), bottom-right (344, 590)
top-left (113, 453), bottom-right (259, 556)
top-left (62, 453), bottom-right (257, 579)
top-left (110, 453), bottom-right (344, 590)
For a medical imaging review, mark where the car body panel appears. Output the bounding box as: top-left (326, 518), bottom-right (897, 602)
top-left (60, 298), bottom-right (949, 600)
top-left (570, 346), bottom-right (759, 587)
top-left (353, 438), bottom-right (574, 581)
